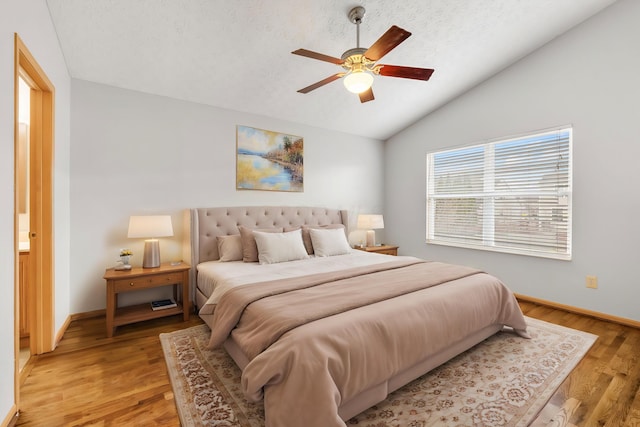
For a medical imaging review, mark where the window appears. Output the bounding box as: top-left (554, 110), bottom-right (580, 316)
top-left (426, 127), bottom-right (572, 260)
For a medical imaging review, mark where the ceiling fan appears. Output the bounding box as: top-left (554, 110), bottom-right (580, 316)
top-left (292, 6), bottom-right (434, 103)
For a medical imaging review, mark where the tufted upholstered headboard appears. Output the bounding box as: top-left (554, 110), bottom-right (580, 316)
top-left (184, 206), bottom-right (349, 299)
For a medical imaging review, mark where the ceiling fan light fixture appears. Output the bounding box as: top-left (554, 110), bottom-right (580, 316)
top-left (343, 70), bottom-right (374, 94)
top-left (292, 6), bottom-right (433, 102)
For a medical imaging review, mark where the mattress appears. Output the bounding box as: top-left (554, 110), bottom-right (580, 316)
top-left (196, 249), bottom-right (410, 315)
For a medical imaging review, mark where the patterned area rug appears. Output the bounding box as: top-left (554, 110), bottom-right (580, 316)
top-left (160, 317), bottom-right (596, 427)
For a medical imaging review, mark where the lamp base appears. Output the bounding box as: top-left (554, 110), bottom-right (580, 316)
top-left (142, 239), bottom-right (161, 268)
top-left (365, 230), bottom-right (376, 247)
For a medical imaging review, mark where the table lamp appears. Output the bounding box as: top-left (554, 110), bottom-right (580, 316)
top-left (357, 214), bottom-right (384, 247)
top-left (127, 215), bottom-right (173, 268)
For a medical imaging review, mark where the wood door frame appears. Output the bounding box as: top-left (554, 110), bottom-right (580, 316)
top-left (13, 33), bottom-right (55, 410)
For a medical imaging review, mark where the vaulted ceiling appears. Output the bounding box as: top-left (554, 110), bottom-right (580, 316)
top-left (46, 0), bottom-right (618, 140)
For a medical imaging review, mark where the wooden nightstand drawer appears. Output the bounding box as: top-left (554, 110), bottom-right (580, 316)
top-left (113, 271), bottom-right (184, 292)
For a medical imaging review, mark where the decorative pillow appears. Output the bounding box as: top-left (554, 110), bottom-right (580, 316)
top-left (309, 227), bottom-right (352, 257)
top-left (238, 226), bottom-right (284, 262)
top-left (284, 224), bottom-right (346, 254)
top-left (253, 229), bottom-right (309, 264)
top-left (216, 234), bottom-right (243, 262)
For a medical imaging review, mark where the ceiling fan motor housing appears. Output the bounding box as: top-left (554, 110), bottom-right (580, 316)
top-left (342, 48), bottom-right (377, 75)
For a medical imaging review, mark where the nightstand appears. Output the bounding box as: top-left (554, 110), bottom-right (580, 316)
top-left (103, 262), bottom-right (190, 337)
top-left (354, 245), bottom-right (399, 256)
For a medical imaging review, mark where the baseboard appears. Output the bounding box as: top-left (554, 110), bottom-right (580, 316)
top-left (19, 354), bottom-right (37, 387)
top-left (71, 309), bottom-right (105, 321)
top-left (1, 405), bottom-right (18, 427)
top-left (516, 293), bottom-right (640, 329)
top-left (54, 315), bottom-right (71, 347)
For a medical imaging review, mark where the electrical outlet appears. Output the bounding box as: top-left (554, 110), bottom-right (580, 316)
top-left (586, 275), bottom-right (598, 289)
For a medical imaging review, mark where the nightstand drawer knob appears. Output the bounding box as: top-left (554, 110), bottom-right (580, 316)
top-left (129, 282), bottom-right (135, 286)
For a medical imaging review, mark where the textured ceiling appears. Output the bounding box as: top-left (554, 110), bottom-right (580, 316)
top-left (46, 0), bottom-right (617, 140)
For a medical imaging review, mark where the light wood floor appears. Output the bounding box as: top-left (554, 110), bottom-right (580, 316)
top-left (17, 314), bottom-right (204, 426)
top-left (15, 302), bottom-right (640, 426)
top-left (520, 302), bottom-right (640, 427)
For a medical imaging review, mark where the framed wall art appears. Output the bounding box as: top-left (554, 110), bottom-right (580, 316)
top-left (236, 125), bottom-right (304, 192)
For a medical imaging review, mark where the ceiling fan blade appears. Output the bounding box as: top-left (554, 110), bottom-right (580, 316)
top-left (292, 49), bottom-right (343, 65)
top-left (378, 65), bottom-right (434, 81)
top-left (364, 25), bottom-right (411, 62)
top-left (358, 87), bottom-right (374, 103)
top-left (297, 74), bottom-right (344, 94)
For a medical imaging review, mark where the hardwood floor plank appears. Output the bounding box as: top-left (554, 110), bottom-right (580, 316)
top-left (587, 372), bottom-right (628, 426)
top-left (625, 391), bottom-right (640, 427)
top-left (608, 330), bottom-right (640, 376)
top-left (603, 348), bottom-right (640, 427)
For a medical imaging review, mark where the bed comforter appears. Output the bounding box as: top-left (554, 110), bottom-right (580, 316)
top-left (207, 258), bottom-right (529, 427)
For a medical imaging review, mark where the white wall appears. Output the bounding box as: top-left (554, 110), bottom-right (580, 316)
top-left (70, 79), bottom-right (384, 312)
top-left (0, 0), bottom-right (71, 421)
top-left (385, 0), bottom-right (639, 322)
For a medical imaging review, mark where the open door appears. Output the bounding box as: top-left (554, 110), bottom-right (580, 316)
top-left (14, 33), bottom-right (55, 413)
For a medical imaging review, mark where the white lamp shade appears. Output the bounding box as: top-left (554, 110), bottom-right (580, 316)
top-left (127, 215), bottom-right (173, 238)
top-left (127, 215), bottom-right (173, 268)
top-left (343, 71), bottom-right (374, 94)
top-left (357, 214), bottom-right (384, 247)
top-left (357, 214), bottom-right (384, 230)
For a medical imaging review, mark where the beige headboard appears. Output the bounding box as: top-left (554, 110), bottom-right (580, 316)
top-left (184, 206), bottom-right (348, 298)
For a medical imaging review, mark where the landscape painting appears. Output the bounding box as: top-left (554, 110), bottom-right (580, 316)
top-left (236, 125), bottom-right (304, 192)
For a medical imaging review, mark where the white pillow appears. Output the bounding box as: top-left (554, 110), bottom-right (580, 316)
top-left (284, 224), bottom-right (346, 255)
top-left (253, 229), bottom-right (309, 264)
top-left (309, 227), bottom-right (352, 257)
top-left (217, 234), bottom-right (243, 262)
top-left (238, 226), bottom-right (284, 262)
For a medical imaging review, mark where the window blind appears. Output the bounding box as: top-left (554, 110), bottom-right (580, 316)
top-left (426, 127), bottom-right (572, 260)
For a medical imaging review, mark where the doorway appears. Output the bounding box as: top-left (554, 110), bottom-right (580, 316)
top-left (17, 76), bottom-right (31, 373)
top-left (13, 33), bottom-right (55, 410)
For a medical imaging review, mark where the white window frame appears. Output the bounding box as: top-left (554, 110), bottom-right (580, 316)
top-left (426, 127), bottom-right (572, 260)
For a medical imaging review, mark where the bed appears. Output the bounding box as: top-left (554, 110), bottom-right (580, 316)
top-left (185, 206), bottom-right (529, 427)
